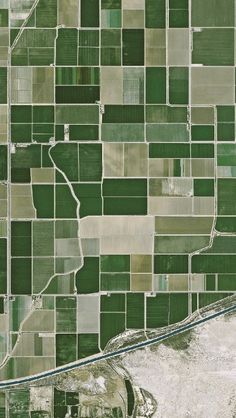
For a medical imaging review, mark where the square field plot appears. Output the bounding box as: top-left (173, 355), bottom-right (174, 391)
top-left (192, 29), bottom-right (234, 66)
top-left (191, 67), bottom-right (234, 105)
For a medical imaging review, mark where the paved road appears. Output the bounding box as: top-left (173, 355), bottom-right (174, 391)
top-left (0, 303), bottom-right (236, 388)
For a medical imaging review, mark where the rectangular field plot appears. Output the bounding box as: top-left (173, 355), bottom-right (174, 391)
top-left (100, 312), bottom-right (126, 349)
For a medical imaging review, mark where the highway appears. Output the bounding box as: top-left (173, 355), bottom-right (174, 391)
top-left (0, 302), bottom-right (236, 389)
